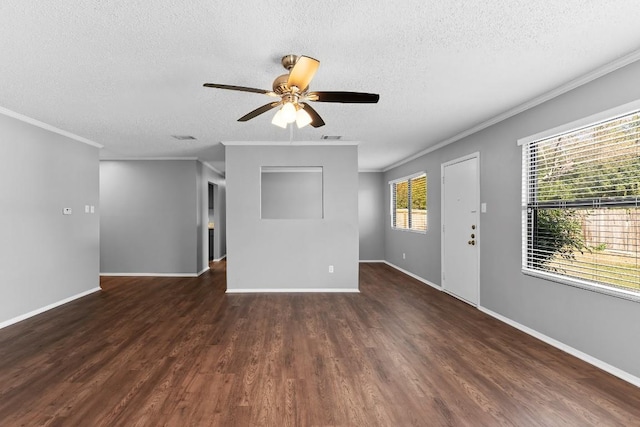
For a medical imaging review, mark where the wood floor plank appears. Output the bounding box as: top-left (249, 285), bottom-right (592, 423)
top-left (1, 261), bottom-right (639, 426)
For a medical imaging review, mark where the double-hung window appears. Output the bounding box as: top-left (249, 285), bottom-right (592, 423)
top-left (520, 101), bottom-right (640, 299)
top-left (390, 173), bottom-right (427, 232)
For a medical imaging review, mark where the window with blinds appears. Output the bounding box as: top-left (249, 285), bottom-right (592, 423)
top-left (521, 106), bottom-right (640, 297)
top-left (391, 173), bottom-right (427, 232)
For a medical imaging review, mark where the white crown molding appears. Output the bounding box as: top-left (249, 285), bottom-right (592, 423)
top-left (262, 166), bottom-right (322, 173)
top-left (0, 106), bottom-right (103, 149)
top-left (358, 169), bottom-right (383, 173)
top-left (99, 157), bottom-right (199, 161)
top-left (201, 161), bottom-right (225, 177)
top-left (222, 140), bottom-right (359, 146)
top-left (383, 49), bottom-right (640, 172)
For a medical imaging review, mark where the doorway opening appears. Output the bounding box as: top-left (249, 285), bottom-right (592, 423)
top-left (208, 182), bottom-right (216, 262)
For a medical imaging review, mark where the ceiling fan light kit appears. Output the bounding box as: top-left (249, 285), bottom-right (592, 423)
top-left (295, 106), bottom-right (313, 128)
top-left (272, 102), bottom-right (313, 129)
top-left (270, 109), bottom-right (287, 128)
top-left (280, 101), bottom-right (297, 122)
top-left (204, 55), bottom-right (379, 129)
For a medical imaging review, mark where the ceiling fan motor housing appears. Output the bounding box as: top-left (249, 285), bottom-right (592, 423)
top-left (272, 74), bottom-right (290, 95)
top-left (273, 54), bottom-right (304, 95)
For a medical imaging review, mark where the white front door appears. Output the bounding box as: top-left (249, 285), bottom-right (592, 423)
top-left (441, 154), bottom-right (480, 305)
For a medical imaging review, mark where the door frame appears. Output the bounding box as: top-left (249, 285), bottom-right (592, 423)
top-left (208, 181), bottom-right (219, 261)
top-left (440, 152), bottom-right (481, 306)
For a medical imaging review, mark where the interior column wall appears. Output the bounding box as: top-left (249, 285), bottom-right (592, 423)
top-left (225, 143), bottom-right (359, 292)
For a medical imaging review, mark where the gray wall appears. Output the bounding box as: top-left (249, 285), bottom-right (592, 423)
top-left (100, 160), bottom-right (198, 275)
top-left (261, 169), bottom-right (324, 219)
top-left (0, 113), bottom-right (100, 325)
top-left (384, 163), bottom-right (440, 281)
top-left (358, 172), bottom-right (385, 261)
top-left (225, 144), bottom-right (359, 291)
top-left (383, 59), bottom-right (640, 378)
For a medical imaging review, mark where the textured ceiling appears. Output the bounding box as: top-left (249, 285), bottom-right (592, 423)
top-left (2, 1), bottom-right (640, 172)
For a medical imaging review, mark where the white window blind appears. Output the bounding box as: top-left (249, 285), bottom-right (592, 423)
top-left (522, 108), bottom-right (640, 296)
top-left (391, 173), bottom-right (427, 232)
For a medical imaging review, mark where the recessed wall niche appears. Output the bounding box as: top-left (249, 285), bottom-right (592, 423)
top-left (260, 166), bottom-right (323, 219)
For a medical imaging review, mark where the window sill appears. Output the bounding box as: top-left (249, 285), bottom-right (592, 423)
top-left (522, 268), bottom-right (640, 303)
top-left (391, 227), bottom-right (427, 235)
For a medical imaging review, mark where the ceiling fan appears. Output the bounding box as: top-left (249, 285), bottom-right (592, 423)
top-left (203, 54), bottom-right (379, 129)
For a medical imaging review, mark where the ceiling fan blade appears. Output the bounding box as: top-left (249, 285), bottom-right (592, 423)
top-left (203, 83), bottom-right (276, 96)
top-left (238, 102), bottom-right (281, 122)
top-left (300, 103), bottom-right (325, 128)
top-left (307, 91), bottom-right (379, 103)
top-left (287, 56), bottom-right (320, 91)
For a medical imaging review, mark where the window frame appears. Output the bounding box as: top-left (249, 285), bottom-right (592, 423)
top-left (518, 99), bottom-right (640, 302)
top-left (389, 172), bottom-right (428, 233)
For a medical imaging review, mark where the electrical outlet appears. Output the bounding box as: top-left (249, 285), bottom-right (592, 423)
top-left (402, 253), bottom-right (406, 259)
top-left (328, 265), bottom-right (334, 273)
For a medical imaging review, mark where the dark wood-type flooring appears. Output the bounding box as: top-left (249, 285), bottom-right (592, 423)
top-left (1, 262), bottom-right (639, 426)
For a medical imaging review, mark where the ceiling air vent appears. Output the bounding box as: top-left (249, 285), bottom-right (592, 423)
top-left (171, 135), bottom-right (197, 141)
top-left (321, 135), bottom-right (342, 140)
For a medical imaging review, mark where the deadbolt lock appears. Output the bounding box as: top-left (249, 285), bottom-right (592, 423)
top-left (471, 233), bottom-right (475, 238)
top-left (468, 240), bottom-right (475, 245)
top-left (471, 225), bottom-right (476, 230)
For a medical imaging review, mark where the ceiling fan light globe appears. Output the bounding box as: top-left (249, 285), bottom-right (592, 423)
top-left (281, 102), bottom-right (297, 123)
top-left (271, 109), bottom-right (288, 128)
top-left (296, 108), bottom-right (313, 128)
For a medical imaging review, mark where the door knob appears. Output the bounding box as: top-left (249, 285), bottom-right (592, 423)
top-left (468, 240), bottom-right (475, 245)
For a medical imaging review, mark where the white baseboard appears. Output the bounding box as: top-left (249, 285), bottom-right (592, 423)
top-left (479, 306), bottom-right (640, 388)
top-left (100, 255), bottom-right (225, 277)
top-left (226, 288), bottom-right (360, 294)
top-left (0, 287), bottom-right (101, 330)
top-left (382, 260), bottom-right (639, 388)
top-left (100, 272), bottom-right (198, 277)
top-left (359, 259), bottom-right (385, 263)
top-left (383, 261), bottom-right (441, 290)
